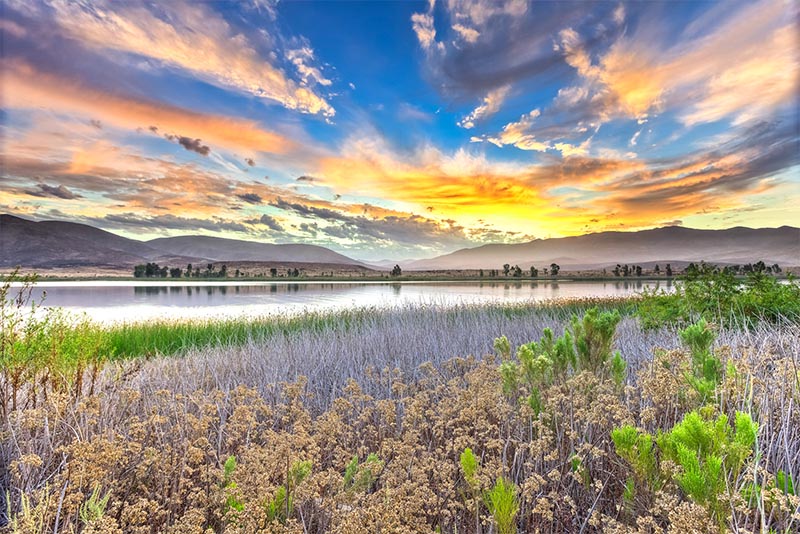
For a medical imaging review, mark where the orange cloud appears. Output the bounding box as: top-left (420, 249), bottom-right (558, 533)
top-left (2, 60), bottom-right (295, 155)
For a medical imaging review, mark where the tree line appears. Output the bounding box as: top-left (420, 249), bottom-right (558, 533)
top-left (132, 263), bottom-right (308, 279)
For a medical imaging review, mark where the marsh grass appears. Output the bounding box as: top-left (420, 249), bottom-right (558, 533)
top-left (2, 272), bottom-right (799, 533)
top-left (104, 296), bottom-right (636, 359)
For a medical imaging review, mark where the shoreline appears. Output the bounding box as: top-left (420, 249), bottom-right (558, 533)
top-left (9, 274), bottom-right (679, 284)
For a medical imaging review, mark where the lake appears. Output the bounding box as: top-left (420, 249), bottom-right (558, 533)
top-left (14, 279), bottom-right (674, 324)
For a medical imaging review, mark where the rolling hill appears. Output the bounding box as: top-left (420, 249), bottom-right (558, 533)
top-left (0, 215), bottom-right (363, 268)
top-left (404, 226), bottom-right (800, 270)
top-left (146, 235), bottom-right (363, 265)
top-left (0, 214), bottom-right (162, 267)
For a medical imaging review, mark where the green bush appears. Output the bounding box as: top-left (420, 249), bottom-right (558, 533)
top-left (613, 410), bottom-right (758, 530)
top-left (497, 307), bottom-right (626, 414)
top-left (679, 319), bottom-right (723, 403)
top-left (637, 269), bottom-right (800, 328)
top-left (265, 460), bottom-right (312, 524)
top-left (343, 453), bottom-right (382, 493)
top-left (222, 455), bottom-right (244, 519)
top-left (484, 477), bottom-right (519, 534)
top-left (1, 272), bottom-right (113, 414)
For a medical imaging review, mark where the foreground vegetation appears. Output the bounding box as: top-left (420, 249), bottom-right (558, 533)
top-left (1, 272), bottom-right (798, 532)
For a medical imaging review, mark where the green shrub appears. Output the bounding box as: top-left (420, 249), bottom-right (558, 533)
top-left (459, 448), bottom-right (479, 491)
top-left (460, 447), bottom-right (482, 534)
top-left (494, 335), bottom-right (511, 360)
top-left (484, 477), bottom-right (519, 534)
top-left (637, 270), bottom-right (800, 328)
top-left (266, 460), bottom-right (312, 524)
top-left (222, 456), bottom-right (244, 518)
top-left (343, 453), bottom-right (382, 493)
top-left (680, 319), bottom-right (723, 403)
top-left (613, 410), bottom-right (759, 530)
top-left (611, 425), bottom-right (662, 496)
top-left (79, 486), bottom-right (111, 526)
top-left (498, 308), bottom-right (625, 415)
top-left (570, 307), bottom-right (622, 373)
top-left (1, 272), bottom-right (113, 414)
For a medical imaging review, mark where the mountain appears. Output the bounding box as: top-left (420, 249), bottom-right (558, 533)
top-left (404, 226), bottom-right (800, 270)
top-left (0, 215), bottom-right (363, 268)
top-left (0, 214), bottom-right (162, 267)
top-left (146, 235), bottom-right (363, 265)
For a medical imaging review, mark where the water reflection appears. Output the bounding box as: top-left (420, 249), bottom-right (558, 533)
top-left (26, 280), bottom-right (674, 324)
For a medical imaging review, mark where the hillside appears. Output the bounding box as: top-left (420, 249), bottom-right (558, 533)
top-left (405, 225), bottom-right (800, 270)
top-left (0, 214), bottom-right (162, 267)
top-left (0, 215), bottom-right (364, 268)
top-left (146, 235), bottom-right (363, 265)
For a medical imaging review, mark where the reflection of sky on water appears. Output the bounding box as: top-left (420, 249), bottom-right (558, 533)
top-left (18, 280), bottom-right (673, 324)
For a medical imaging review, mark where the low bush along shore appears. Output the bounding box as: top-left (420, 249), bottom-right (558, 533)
top-left (1, 271), bottom-right (798, 533)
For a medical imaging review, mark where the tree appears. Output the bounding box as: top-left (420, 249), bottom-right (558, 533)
top-left (144, 262), bottom-right (159, 277)
top-left (613, 265), bottom-right (621, 277)
top-left (220, 264), bottom-right (228, 278)
top-left (234, 269), bottom-right (241, 278)
top-left (186, 264), bottom-right (193, 278)
top-left (502, 263), bottom-right (511, 276)
top-left (550, 263), bottom-right (560, 276)
top-left (169, 267), bottom-right (182, 278)
top-left (513, 265), bottom-right (522, 277)
top-left (543, 268), bottom-right (549, 276)
top-left (194, 267), bottom-right (200, 278)
top-left (133, 265), bottom-right (146, 278)
top-left (635, 265), bottom-right (642, 277)
top-left (530, 266), bottom-right (538, 277)
top-left (771, 263), bottom-right (781, 274)
top-left (479, 269), bottom-right (484, 277)
top-left (159, 266), bottom-right (168, 278)
top-left (654, 264), bottom-right (661, 275)
top-left (666, 264), bottom-right (673, 277)
top-left (622, 264), bottom-right (630, 277)
top-left (391, 264), bottom-right (402, 276)
top-left (270, 268), bottom-right (278, 277)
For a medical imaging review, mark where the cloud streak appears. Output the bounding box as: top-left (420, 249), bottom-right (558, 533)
top-left (2, 61), bottom-right (296, 155)
top-left (40, 0), bottom-right (334, 116)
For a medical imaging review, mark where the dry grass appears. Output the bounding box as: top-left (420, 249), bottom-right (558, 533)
top-left (1, 304), bottom-right (798, 533)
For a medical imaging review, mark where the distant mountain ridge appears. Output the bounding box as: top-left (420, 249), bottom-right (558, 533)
top-left (404, 225), bottom-right (800, 270)
top-left (0, 215), bottom-right (363, 268)
top-left (2, 215), bottom-right (797, 271)
top-left (146, 235), bottom-right (362, 265)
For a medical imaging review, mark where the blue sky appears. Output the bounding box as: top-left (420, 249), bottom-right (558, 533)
top-left (1, 0), bottom-right (798, 260)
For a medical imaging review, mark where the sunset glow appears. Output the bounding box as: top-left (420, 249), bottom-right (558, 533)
top-left (2, 0), bottom-right (798, 260)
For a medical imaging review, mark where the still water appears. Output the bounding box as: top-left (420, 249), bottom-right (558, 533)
top-left (16, 280), bottom-right (673, 324)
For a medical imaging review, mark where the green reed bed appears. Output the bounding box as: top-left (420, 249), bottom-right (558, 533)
top-left (106, 296), bottom-right (636, 359)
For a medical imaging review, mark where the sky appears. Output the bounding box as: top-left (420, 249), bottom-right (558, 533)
top-left (1, 0), bottom-right (798, 262)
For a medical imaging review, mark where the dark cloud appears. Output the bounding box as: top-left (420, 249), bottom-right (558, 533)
top-left (272, 198), bottom-right (482, 247)
top-left (164, 134), bottom-right (211, 156)
top-left (416, 3), bottom-right (621, 101)
top-left (298, 222), bottom-right (319, 235)
top-left (26, 183), bottom-right (82, 200)
top-left (245, 158), bottom-right (255, 167)
top-left (296, 175), bottom-right (316, 182)
top-left (90, 119), bottom-right (102, 129)
top-left (149, 125), bottom-right (159, 133)
top-left (237, 193), bottom-right (263, 204)
top-left (98, 213), bottom-right (250, 233)
top-left (245, 213), bottom-right (285, 232)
